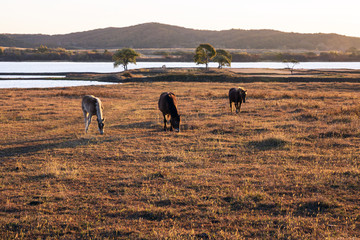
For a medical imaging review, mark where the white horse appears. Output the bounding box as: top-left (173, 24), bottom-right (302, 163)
top-left (82, 95), bottom-right (105, 134)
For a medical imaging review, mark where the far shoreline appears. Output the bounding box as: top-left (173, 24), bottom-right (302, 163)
top-left (1, 67), bottom-right (360, 84)
top-left (23, 67), bottom-right (360, 83)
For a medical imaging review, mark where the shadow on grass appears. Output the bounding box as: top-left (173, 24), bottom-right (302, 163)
top-left (248, 137), bottom-right (287, 151)
top-left (1, 137), bottom-right (67, 147)
top-left (113, 121), bottom-right (192, 133)
top-left (0, 136), bottom-right (122, 158)
top-left (126, 210), bottom-right (175, 221)
top-left (295, 200), bottom-right (337, 217)
top-left (112, 121), bottom-right (158, 130)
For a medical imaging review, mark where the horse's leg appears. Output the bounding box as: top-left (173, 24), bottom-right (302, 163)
top-left (230, 101), bottom-right (233, 112)
top-left (86, 114), bottom-right (92, 133)
top-left (83, 111), bottom-right (88, 133)
top-left (238, 102), bottom-right (242, 113)
top-left (163, 114), bottom-right (167, 131)
top-left (235, 102), bottom-right (239, 113)
top-left (170, 116), bottom-right (173, 131)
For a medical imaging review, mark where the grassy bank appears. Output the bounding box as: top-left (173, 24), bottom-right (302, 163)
top-left (78, 68), bottom-right (360, 83)
top-left (0, 80), bottom-right (359, 239)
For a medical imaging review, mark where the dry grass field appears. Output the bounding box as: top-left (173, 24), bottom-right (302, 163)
top-left (0, 79), bottom-right (359, 239)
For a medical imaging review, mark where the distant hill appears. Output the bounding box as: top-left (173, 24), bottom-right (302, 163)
top-left (1, 22), bottom-right (360, 51)
top-left (0, 35), bottom-right (25, 47)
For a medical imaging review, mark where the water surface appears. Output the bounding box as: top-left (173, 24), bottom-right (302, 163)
top-left (1, 61), bottom-right (360, 73)
top-left (1, 61), bottom-right (359, 89)
top-left (0, 75), bottom-right (66, 79)
top-left (0, 80), bottom-right (117, 89)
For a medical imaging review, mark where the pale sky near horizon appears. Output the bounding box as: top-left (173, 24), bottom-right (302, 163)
top-left (2, 0), bottom-right (360, 37)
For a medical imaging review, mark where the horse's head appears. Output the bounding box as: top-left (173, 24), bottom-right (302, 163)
top-left (97, 118), bottom-right (105, 135)
top-left (241, 90), bottom-right (247, 103)
top-left (171, 115), bottom-right (181, 132)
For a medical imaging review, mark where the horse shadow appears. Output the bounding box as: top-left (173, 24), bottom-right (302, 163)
top-left (0, 137), bottom-right (120, 158)
top-left (112, 121), bottom-right (159, 131)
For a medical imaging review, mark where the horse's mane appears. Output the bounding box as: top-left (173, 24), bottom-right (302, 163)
top-left (166, 93), bottom-right (179, 117)
top-left (95, 97), bottom-right (103, 121)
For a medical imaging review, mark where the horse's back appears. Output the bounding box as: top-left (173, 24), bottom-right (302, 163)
top-left (159, 92), bottom-right (177, 115)
top-left (82, 95), bottom-right (98, 114)
top-left (229, 88), bottom-right (239, 102)
top-left (82, 95), bottom-right (96, 103)
top-left (229, 87), bottom-right (247, 102)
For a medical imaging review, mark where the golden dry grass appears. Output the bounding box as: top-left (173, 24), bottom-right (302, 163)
top-left (0, 80), bottom-right (359, 239)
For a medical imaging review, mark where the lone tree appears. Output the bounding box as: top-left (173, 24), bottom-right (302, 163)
top-left (213, 49), bottom-right (232, 68)
top-left (194, 43), bottom-right (216, 70)
top-left (282, 59), bottom-right (299, 74)
top-left (113, 48), bottom-right (140, 71)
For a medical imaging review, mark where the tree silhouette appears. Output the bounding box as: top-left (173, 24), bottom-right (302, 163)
top-left (282, 59), bottom-right (299, 74)
top-left (113, 48), bottom-right (140, 71)
top-left (194, 43), bottom-right (216, 70)
top-left (213, 49), bottom-right (232, 68)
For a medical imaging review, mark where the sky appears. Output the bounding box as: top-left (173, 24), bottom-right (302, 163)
top-left (2, 0), bottom-right (360, 37)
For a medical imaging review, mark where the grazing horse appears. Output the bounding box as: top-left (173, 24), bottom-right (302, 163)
top-left (82, 95), bottom-right (105, 134)
top-left (229, 87), bottom-right (247, 113)
top-left (158, 92), bottom-right (181, 132)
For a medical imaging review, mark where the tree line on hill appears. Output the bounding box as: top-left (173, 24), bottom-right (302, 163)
top-left (2, 23), bottom-right (360, 51)
top-left (0, 45), bottom-right (113, 61)
top-left (1, 45), bottom-right (360, 63)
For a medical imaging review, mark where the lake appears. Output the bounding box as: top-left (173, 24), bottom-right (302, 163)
top-left (0, 75), bottom-right (66, 79)
top-left (1, 61), bottom-right (359, 89)
top-left (0, 80), bottom-right (118, 89)
top-left (1, 61), bottom-right (360, 74)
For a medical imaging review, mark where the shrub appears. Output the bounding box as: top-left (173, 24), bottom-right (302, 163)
top-left (248, 136), bottom-right (288, 150)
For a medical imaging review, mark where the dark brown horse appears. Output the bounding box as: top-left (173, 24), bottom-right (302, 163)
top-left (229, 87), bottom-right (247, 113)
top-left (82, 95), bottom-right (105, 134)
top-left (158, 92), bottom-right (181, 132)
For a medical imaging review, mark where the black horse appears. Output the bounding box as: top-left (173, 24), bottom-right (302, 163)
top-left (229, 87), bottom-right (247, 113)
top-left (158, 92), bottom-right (181, 132)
